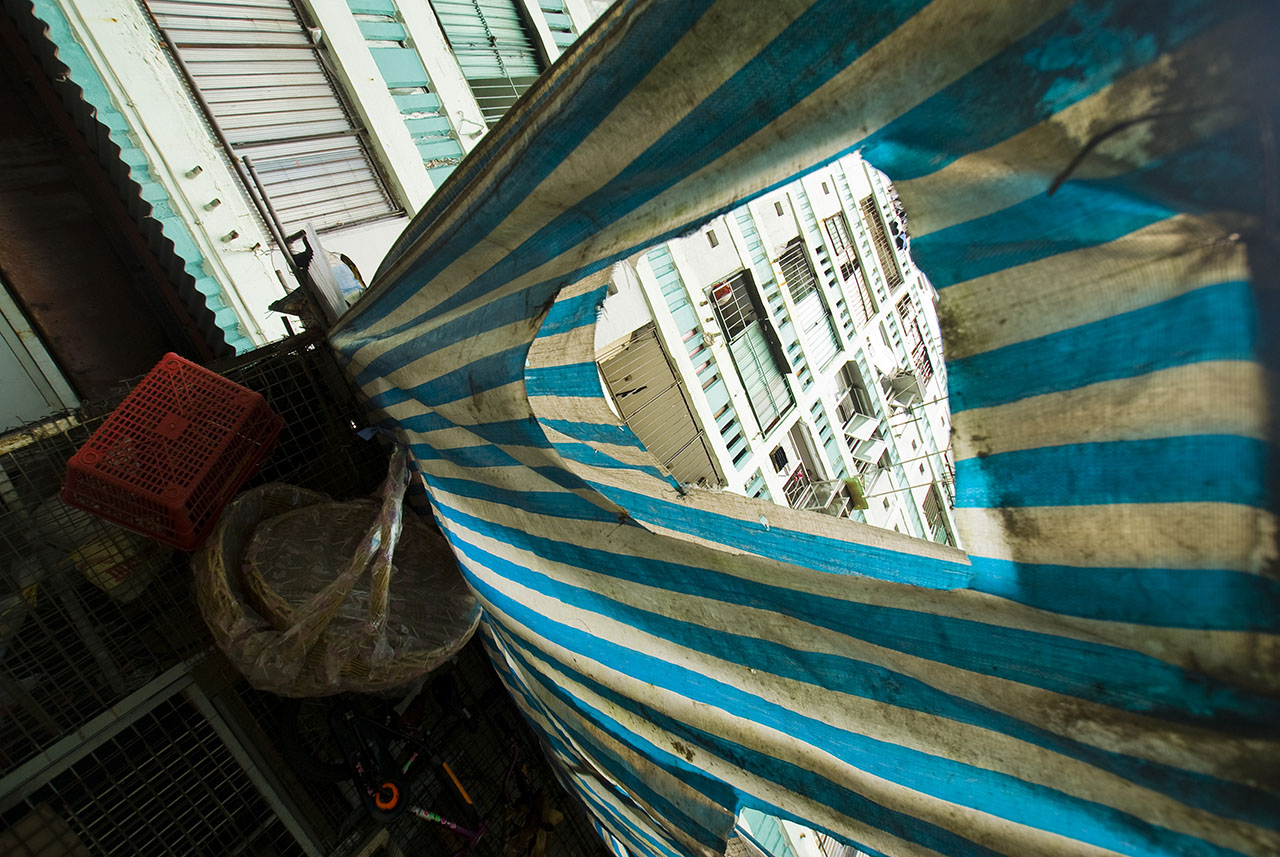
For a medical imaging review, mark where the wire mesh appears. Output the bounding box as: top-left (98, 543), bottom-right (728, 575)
top-left (0, 334), bottom-right (388, 855)
top-left (1, 334), bottom-right (612, 857)
top-left (1, 693), bottom-right (307, 857)
top-left (0, 412), bottom-right (203, 777)
top-left (0, 335), bottom-right (384, 774)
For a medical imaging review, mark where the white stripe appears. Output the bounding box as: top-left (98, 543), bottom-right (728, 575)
top-left (498, 637), bottom-right (734, 857)
top-left (539, 425), bottom-right (667, 469)
top-left (466, 575), bottom-right (1138, 857)
top-left (954, 501), bottom-right (1279, 576)
top-left (954, 361), bottom-right (1267, 458)
top-left (418, 454), bottom-right (625, 518)
top-left (426, 481), bottom-right (1278, 727)
top-left (938, 216), bottom-right (1247, 360)
top-left (348, 0), bottom-right (825, 349)
top-left (625, 0), bottom-right (1072, 252)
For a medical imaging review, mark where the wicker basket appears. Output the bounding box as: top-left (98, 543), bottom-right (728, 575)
top-left (193, 448), bottom-right (480, 696)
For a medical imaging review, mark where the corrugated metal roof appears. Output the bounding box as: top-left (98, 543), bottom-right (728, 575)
top-left (5, 0), bottom-right (251, 356)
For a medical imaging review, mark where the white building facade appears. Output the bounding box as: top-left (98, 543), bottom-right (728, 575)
top-left (11, 0), bottom-right (599, 345)
top-left (594, 154), bottom-right (958, 546)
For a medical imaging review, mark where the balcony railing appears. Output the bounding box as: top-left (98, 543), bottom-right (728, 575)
top-left (782, 464), bottom-right (817, 509)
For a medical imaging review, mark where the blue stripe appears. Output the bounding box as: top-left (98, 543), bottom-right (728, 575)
top-left (955, 435), bottom-right (1268, 509)
top-left (410, 0), bottom-right (931, 327)
top-left (346, 0), bottom-right (721, 333)
top-left (456, 522), bottom-right (1280, 832)
top-left (970, 558), bottom-right (1280, 632)
top-left (587, 483), bottom-right (971, 590)
top-left (539, 285), bottom-right (610, 337)
top-left (478, 589), bottom-right (1249, 857)
top-left (352, 289), bottom-right (544, 390)
top-left (518, 705), bottom-right (730, 857)
top-left (368, 0), bottom-right (689, 279)
top-left (859, 0), bottom-right (1242, 180)
top-left (340, 0), bottom-right (930, 356)
top-left (549, 442), bottom-right (673, 481)
top-left (949, 280), bottom-right (1257, 412)
top-left (413, 442), bottom-right (524, 469)
top-left (540, 418), bottom-right (647, 448)
top-left (911, 176), bottom-right (1173, 290)
top-left (395, 347), bottom-right (529, 409)
top-left (422, 472), bottom-right (623, 522)
top-left (431, 496), bottom-right (1275, 729)
top-left (526, 362), bottom-right (605, 398)
top-left (488, 626), bottom-right (741, 829)
top-left (418, 416), bottom-right (550, 449)
top-left (578, 783), bottom-right (687, 857)
top-left (524, 703), bottom-right (731, 851)
top-left (490, 626), bottom-right (881, 857)
top-left (913, 122), bottom-right (1257, 290)
top-left (397, 413), bottom-right (554, 450)
top-left (350, 282), bottom-right (603, 392)
top-left (503, 627), bottom-right (877, 857)
top-left (532, 464), bottom-right (597, 492)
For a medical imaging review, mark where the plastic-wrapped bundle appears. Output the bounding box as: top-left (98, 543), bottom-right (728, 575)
top-left (193, 446), bottom-right (479, 696)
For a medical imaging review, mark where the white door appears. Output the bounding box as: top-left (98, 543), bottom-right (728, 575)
top-left (0, 283), bottom-right (77, 432)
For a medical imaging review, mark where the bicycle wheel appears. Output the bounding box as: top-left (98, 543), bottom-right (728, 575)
top-left (276, 696), bottom-right (351, 782)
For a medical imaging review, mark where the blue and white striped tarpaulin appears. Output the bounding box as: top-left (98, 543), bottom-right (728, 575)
top-left (330, 2), bottom-right (1279, 856)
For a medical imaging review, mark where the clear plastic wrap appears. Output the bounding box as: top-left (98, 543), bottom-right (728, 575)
top-left (193, 446), bottom-right (480, 696)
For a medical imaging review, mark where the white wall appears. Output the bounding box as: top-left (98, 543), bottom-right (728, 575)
top-left (677, 217), bottom-right (748, 290)
top-left (594, 261), bottom-right (654, 351)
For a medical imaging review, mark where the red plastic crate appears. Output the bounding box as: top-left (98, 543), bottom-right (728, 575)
top-left (61, 353), bottom-right (283, 550)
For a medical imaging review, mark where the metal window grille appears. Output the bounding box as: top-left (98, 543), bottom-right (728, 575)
top-left (911, 331), bottom-right (935, 387)
top-left (922, 485), bottom-right (951, 545)
top-left (2, 692), bottom-right (310, 857)
top-left (781, 463), bottom-right (816, 509)
top-left (823, 213), bottom-right (851, 256)
top-left (847, 265), bottom-right (874, 327)
top-left (776, 239), bottom-right (818, 303)
top-left (893, 303), bottom-right (934, 387)
top-left (147, 0), bottom-right (402, 234)
top-left (710, 271), bottom-right (759, 341)
top-left (896, 294), bottom-right (914, 328)
top-left (858, 195), bottom-right (903, 290)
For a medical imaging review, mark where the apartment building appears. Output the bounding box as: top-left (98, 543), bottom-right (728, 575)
top-left (593, 153), bottom-right (958, 545)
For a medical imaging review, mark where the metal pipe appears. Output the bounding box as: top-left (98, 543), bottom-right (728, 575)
top-left (152, 25), bottom-right (302, 284)
top-left (242, 156), bottom-right (291, 257)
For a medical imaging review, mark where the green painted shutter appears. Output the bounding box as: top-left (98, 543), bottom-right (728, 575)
top-left (429, 0), bottom-right (545, 125)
